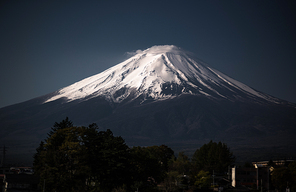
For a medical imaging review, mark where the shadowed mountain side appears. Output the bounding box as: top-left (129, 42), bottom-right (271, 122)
top-left (1, 91), bottom-right (295, 165)
top-left (95, 94), bottom-right (296, 141)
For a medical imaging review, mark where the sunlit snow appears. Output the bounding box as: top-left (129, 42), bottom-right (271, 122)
top-left (44, 45), bottom-right (279, 104)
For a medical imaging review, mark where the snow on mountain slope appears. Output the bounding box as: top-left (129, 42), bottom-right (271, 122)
top-left (45, 45), bottom-right (279, 104)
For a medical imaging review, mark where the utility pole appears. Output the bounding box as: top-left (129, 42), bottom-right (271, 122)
top-left (212, 170), bottom-right (215, 187)
top-left (43, 179), bottom-right (45, 192)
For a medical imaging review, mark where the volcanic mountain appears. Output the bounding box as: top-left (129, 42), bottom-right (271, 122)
top-left (1, 45), bottom-right (295, 164)
top-left (44, 45), bottom-right (282, 104)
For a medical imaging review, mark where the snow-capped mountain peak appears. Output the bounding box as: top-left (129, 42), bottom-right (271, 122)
top-left (45, 45), bottom-right (279, 104)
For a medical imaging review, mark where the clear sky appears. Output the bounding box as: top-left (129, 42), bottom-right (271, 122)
top-left (1, 0), bottom-right (295, 108)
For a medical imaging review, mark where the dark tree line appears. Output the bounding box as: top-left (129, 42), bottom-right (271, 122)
top-left (270, 160), bottom-right (296, 191)
top-left (33, 118), bottom-right (235, 192)
top-left (34, 118), bottom-right (131, 191)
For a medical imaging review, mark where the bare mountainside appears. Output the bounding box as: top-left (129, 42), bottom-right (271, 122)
top-left (1, 45), bottom-right (295, 164)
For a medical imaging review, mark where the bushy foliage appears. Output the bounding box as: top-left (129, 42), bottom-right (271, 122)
top-left (271, 161), bottom-right (296, 191)
top-left (163, 152), bottom-right (191, 191)
top-left (34, 119), bottom-right (238, 192)
top-left (34, 118), bottom-right (177, 192)
top-left (192, 140), bottom-right (235, 173)
top-left (33, 118), bottom-right (130, 192)
top-left (129, 145), bottom-right (174, 191)
top-left (194, 170), bottom-right (211, 188)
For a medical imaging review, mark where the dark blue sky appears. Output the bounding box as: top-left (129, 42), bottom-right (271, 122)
top-left (1, 0), bottom-right (296, 108)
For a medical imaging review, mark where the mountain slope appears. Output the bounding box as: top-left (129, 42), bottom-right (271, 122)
top-left (44, 45), bottom-right (283, 105)
top-left (0, 45), bottom-right (295, 164)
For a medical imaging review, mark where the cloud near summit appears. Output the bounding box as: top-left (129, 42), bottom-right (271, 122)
top-left (126, 45), bottom-right (180, 57)
top-left (126, 49), bottom-right (143, 57)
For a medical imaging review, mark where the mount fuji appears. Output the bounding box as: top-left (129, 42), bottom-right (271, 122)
top-left (1, 45), bottom-right (295, 164)
top-left (44, 45), bottom-right (281, 104)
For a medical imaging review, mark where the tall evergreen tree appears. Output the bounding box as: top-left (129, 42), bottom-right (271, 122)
top-left (47, 117), bottom-right (73, 138)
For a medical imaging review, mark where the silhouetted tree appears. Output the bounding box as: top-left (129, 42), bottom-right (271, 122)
top-left (33, 118), bottom-right (130, 192)
top-left (194, 170), bottom-right (211, 189)
top-left (130, 146), bottom-right (162, 191)
top-left (271, 160), bottom-right (296, 191)
top-left (192, 140), bottom-right (235, 173)
top-left (129, 145), bottom-right (173, 192)
top-left (146, 145), bottom-right (174, 173)
top-left (170, 152), bottom-right (190, 175)
top-left (47, 117), bottom-right (73, 138)
top-left (271, 167), bottom-right (290, 191)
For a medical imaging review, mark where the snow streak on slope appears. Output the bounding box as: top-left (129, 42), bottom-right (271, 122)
top-left (45, 45), bottom-right (279, 104)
